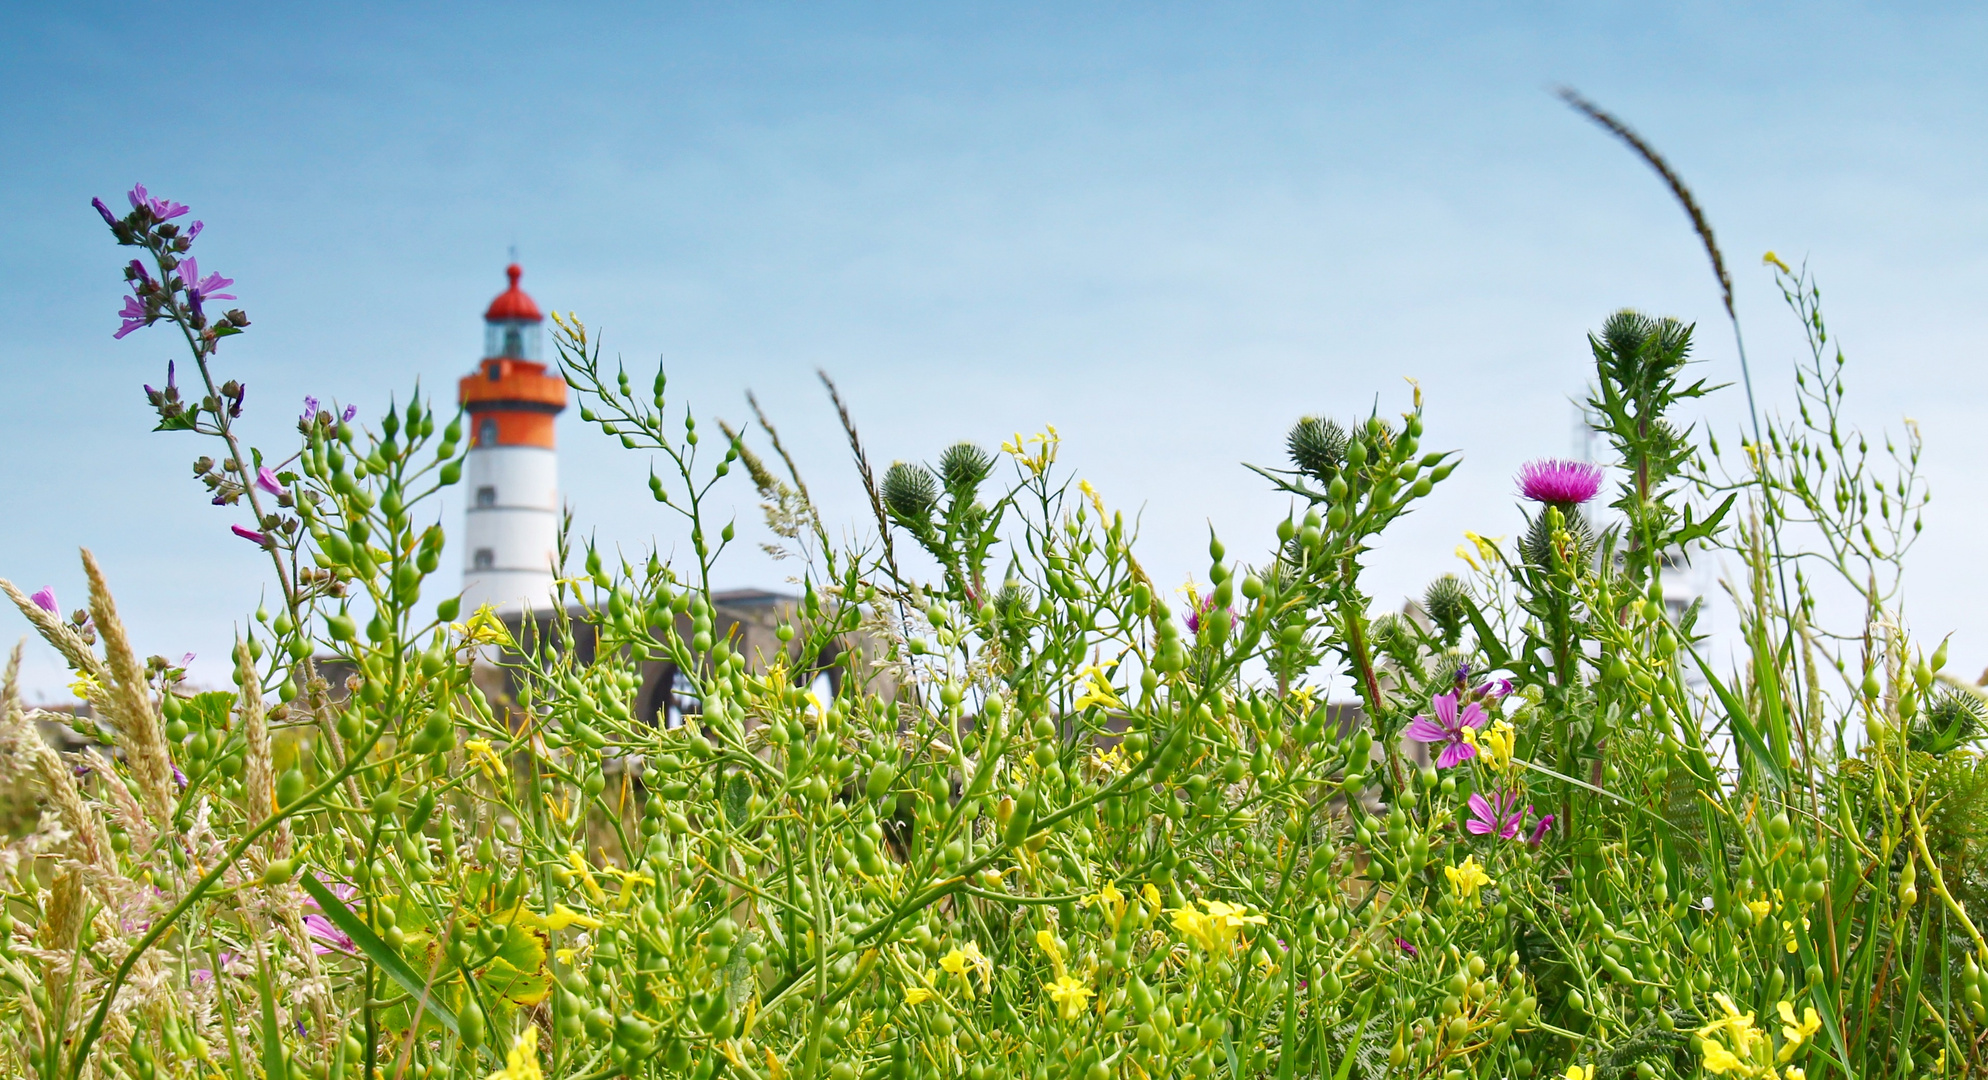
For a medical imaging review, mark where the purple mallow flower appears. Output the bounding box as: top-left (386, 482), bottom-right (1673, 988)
top-left (114, 295), bottom-right (149, 339)
top-left (342, 404), bottom-right (357, 422)
top-left (255, 467), bottom-right (285, 497)
top-left (187, 220), bottom-right (203, 241)
top-left (302, 396), bottom-right (320, 422)
top-left (1528, 813), bottom-right (1556, 847)
top-left (181, 257), bottom-right (236, 320)
top-left (1466, 790), bottom-right (1525, 840)
top-left (1517, 458), bottom-right (1604, 509)
top-left (1395, 937), bottom-right (1419, 958)
top-left (303, 914), bottom-right (355, 955)
top-left (92, 197), bottom-right (119, 227)
top-left (127, 183), bottom-right (188, 221)
top-left (231, 525), bottom-right (267, 545)
top-left (30, 588), bottom-right (57, 614)
top-left (1405, 691), bottom-right (1489, 769)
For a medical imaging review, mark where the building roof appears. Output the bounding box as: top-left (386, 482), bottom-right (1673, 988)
top-left (484, 264), bottom-right (542, 322)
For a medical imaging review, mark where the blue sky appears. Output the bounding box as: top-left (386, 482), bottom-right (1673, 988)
top-left (3, 2), bottom-right (1985, 697)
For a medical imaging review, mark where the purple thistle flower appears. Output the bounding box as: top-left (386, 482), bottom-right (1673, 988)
top-left (1466, 790), bottom-right (1524, 840)
top-left (127, 183), bottom-right (188, 221)
top-left (231, 524), bottom-right (267, 545)
top-left (29, 587), bottom-right (57, 614)
top-left (255, 466), bottom-right (285, 497)
top-left (302, 396), bottom-right (320, 422)
top-left (1527, 811), bottom-right (1556, 847)
top-left (1517, 458), bottom-right (1604, 509)
top-left (1395, 937), bottom-right (1419, 959)
top-left (341, 404), bottom-right (357, 423)
top-left (92, 197), bottom-right (119, 227)
top-left (1183, 594), bottom-right (1231, 634)
top-left (114, 295), bottom-right (149, 339)
top-left (1404, 691), bottom-right (1489, 769)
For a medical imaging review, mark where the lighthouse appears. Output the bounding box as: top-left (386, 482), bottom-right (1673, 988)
top-left (458, 264), bottom-right (566, 614)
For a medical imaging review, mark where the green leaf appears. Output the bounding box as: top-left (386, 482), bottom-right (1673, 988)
top-left (1681, 639), bottom-right (1788, 790)
top-left (183, 691), bottom-right (236, 730)
top-left (722, 770), bottom-right (752, 829)
top-left (255, 948), bottom-right (285, 1080)
top-left (301, 873), bottom-right (459, 1035)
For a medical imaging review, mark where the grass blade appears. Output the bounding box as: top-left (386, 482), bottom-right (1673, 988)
top-left (301, 873), bottom-right (459, 1036)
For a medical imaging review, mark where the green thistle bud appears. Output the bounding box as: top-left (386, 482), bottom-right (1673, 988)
top-left (938, 442), bottom-right (994, 491)
top-left (1286, 416), bottom-right (1348, 482)
top-left (1423, 575), bottom-right (1468, 643)
top-left (882, 462), bottom-right (940, 523)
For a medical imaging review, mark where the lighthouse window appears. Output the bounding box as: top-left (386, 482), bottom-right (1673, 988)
top-left (477, 418), bottom-right (499, 446)
top-left (503, 327), bottom-right (524, 358)
top-left (475, 486), bottom-right (497, 508)
top-left (472, 549), bottom-right (495, 571)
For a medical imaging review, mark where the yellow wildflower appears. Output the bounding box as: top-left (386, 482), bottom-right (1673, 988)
top-left (1746, 898), bottom-right (1773, 924)
top-left (458, 603), bottom-right (513, 647)
top-left (1170, 905), bottom-right (1214, 950)
top-left (1564, 1067), bottom-right (1592, 1080)
top-left (484, 1027), bottom-right (542, 1080)
top-left (1471, 720), bottom-right (1516, 770)
top-left (1001, 426), bottom-right (1060, 477)
top-left (1776, 1000), bottom-right (1820, 1059)
top-left (1699, 1036), bottom-right (1745, 1075)
top-left (904, 985), bottom-right (934, 1006)
top-left (939, 941), bottom-right (992, 995)
top-left (597, 862), bottom-right (656, 908)
top-left (1084, 881), bottom-right (1129, 924)
top-left (1698, 993), bottom-right (1769, 1075)
top-left (1168, 899), bottom-right (1266, 953)
top-left (1046, 974), bottom-right (1094, 1020)
top-left (1037, 929), bottom-right (1067, 976)
top-left (1091, 744), bottom-right (1130, 776)
top-left (1078, 478), bottom-right (1108, 516)
top-left (1763, 251), bottom-right (1792, 274)
top-left (464, 739), bottom-right (507, 782)
top-left (1456, 531), bottom-right (1503, 572)
top-left (1783, 1069), bottom-right (1805, 1080)
top-left (69, 671), bottom-right (102, 702)
top-left (1780, 917), bottom-right (1809, 954)
top-left (1140, 883), bottom-right (1163, 912)
top-left (1071, 664), bottom-right (1124, 712)
top-left (1445, 856), bottom-right (1494, 904)
top-left (567, 849), bottom-right (607, 904)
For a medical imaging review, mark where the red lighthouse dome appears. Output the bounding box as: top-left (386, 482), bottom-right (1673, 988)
top-left (484, 263), bottom-right (542, 322)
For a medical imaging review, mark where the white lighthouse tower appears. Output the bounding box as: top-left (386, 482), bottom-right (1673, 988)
top-left (458, 264), bottom-right (566, 614)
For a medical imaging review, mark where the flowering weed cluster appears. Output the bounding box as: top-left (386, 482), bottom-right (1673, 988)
top-left (0, 189), bottom-right (1981, 1080)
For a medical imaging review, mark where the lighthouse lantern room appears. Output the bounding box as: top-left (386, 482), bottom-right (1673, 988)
top-left (458, 264), bottom-right (565, 614)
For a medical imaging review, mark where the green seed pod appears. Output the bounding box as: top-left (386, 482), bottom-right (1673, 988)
top-left (275, 768), bottom-right (308, 810)
top-left (457, 1000), bottom-right (485, 1049)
